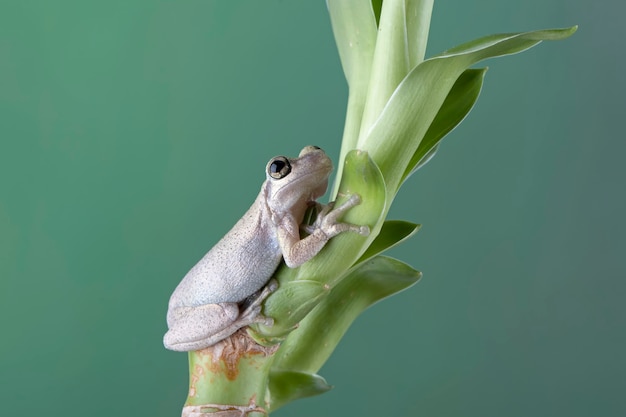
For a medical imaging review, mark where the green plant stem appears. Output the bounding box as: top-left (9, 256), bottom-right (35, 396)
top-left (182, 332), bottom-right (278, 416)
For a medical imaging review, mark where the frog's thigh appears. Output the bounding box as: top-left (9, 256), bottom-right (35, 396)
top-left (164, 303), bottom-right (239, 348)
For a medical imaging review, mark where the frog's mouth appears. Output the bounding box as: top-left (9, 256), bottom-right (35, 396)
top-left (293, 159), bottom-right (332, 196)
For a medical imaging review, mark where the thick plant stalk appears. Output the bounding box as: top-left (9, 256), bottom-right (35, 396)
top-left (182, 331), bottom-right (277, 416)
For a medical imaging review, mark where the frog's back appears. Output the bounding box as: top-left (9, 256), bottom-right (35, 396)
top-left (169, 200), bottom-right (282, 307)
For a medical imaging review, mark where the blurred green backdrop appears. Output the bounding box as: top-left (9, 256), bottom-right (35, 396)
top-left (1, 1), bottom-right (624, 416)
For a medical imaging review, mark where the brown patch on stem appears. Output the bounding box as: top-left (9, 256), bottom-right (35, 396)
top-left (194, 329), bottom-right (279, 381)
top-left (188, 363), bottom-right (205, 397)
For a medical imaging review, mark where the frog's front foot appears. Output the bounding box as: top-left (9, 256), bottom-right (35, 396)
top-left (309, 193), bottom-right (370, 237)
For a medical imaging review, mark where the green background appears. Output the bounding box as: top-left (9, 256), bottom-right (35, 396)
top-left (1, 1), bottom-right (624, 416)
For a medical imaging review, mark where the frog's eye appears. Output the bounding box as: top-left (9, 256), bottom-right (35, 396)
top-left (268, 156), bottom-right (291, 179)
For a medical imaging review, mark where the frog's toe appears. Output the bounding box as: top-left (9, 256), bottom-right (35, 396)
top-left (266, 279), bottom-right (279, 292)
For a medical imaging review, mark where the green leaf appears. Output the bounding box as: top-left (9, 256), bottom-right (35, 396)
top-left (327, 0), bottom-right (377, 173)
top-left (406, 0), bottom-right (434, 68)
top-left (356, 220), bottom-right (421, 265)
top-left (358, 0), bottom-right (434, 146)
top-left (360, 27), bottom-right (577, 197)
top-left (402, 67), bottom-right (487, 180)
top-left (327, 0), bottom-right (377, 91)
top-left (291, 149), bottom-right (387, 287)
top-left (271, 255), bottom-right (422, 375)
top-left (251, 280), bottom-right (328, 342)
top-left (269, 371), bottom-right (332, 411)
top-left (370, 0), bottom-right (382, 26)
top-left (359, 0), bottom-right (412, 137)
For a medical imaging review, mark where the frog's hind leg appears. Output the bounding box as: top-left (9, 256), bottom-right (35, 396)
top-left (164, 303), bottom-right (240, 351)
top-left (238, 279), bottom-right (278, 327)
top-left (163, 280), bottom-right (278, 352)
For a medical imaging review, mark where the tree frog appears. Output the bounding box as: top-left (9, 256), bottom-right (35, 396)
top-left (164, 146), bottom-right (369, 352)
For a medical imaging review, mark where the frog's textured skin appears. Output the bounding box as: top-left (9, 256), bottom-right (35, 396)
top-left (164, 146), bottom-right (369, 352)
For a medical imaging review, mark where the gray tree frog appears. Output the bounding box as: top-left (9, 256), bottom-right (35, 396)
top-left (164, 146), bottom-right (369, 351)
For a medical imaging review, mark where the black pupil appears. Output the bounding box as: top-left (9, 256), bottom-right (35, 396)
top-left (270, 160), bottom-right (286, 174)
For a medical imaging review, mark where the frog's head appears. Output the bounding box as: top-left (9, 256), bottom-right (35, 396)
top-left (264, 146), bottom-right (333, 212)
